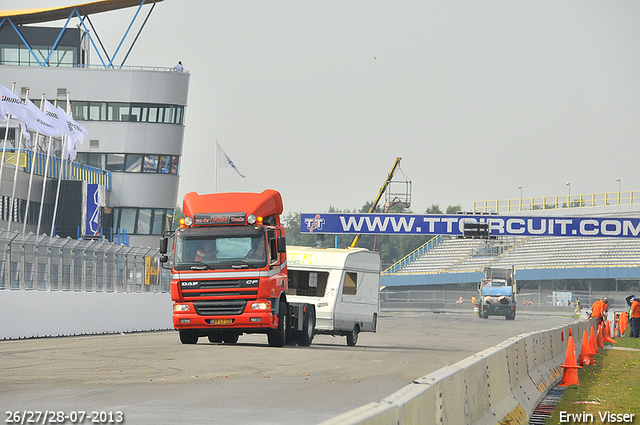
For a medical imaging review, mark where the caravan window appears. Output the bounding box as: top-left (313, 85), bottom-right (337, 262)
top-left (287, 270), bottom-right (328, 297)
top-left (342, 272), bottom-right (357, 295)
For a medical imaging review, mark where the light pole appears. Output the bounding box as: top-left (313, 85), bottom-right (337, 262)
top-left (566, 182), bottom-right (570, 207)
top-left (518, 185), bottom-right (522, 211)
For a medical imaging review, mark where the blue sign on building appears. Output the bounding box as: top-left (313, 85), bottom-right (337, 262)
top-left (300, 213), bottom-right (640, 238)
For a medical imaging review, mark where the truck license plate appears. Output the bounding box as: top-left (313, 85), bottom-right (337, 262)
top-left (208, 318), bottom-right (233, 325)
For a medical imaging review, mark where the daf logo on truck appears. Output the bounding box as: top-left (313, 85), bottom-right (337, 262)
top-left (181, 281), bottom-right (199, 287)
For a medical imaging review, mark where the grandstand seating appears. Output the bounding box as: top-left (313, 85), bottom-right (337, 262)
top-left (386, 235), bottom-right (640, 275)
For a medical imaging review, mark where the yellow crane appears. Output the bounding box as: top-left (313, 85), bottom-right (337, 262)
top-left (350, 157), bottom-right (404, 248)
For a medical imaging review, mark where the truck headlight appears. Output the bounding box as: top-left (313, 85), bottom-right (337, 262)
top-left (250, 302), bottom-right (270, 310)
top-left (173, 304), bottom-right (190, 312)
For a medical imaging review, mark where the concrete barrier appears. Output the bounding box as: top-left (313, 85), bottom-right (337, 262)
top-left (0, 290), bottom-right (173, 339)
top-left (322, 317), bottom-right (598, 425)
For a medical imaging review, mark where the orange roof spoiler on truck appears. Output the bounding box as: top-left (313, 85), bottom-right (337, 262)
top-left (183, 190), bottom-right (284, 226)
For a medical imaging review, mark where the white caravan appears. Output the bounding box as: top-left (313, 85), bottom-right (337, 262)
top-left (286, 246), bottom-right (381, 346)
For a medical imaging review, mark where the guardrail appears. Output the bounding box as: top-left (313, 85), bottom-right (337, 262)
top-left (0, 229), bottom-right (173, 339)
top-left (0, 230), bottom-right (168, 292)
top-left (383, 235), bottom-right (441, 275)
top-left (3, 148), bottom-right (112, 191)
top-left (322, 317), bottom-right (598, 425)
top-left (474, 191), bottom-right (638, 213)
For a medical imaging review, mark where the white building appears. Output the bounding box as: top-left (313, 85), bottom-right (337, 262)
top-left (0, 0), bottom-right (190, 248)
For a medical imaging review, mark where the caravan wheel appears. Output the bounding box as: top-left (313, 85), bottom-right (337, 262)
top-left (346, 325), bottom-right (359, 347)
top-left (298, 307), bottom-right (315, 347)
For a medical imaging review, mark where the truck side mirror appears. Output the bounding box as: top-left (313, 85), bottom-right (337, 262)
top-left (160, 255), bottom-right (168, 263)
top-left (159, 237), bottom-right (168, 254)
top-left (277, 236), bottom-right (286, 253)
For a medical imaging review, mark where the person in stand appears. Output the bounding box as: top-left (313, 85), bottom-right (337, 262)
top-left (174, 61), bottom-right (184, 72)
top-left (630, 296), bottom-right (640, 338)
top-left (455, 295), bottom-right (464, 304)
top-left (195, 240), bottom-right (216, 262)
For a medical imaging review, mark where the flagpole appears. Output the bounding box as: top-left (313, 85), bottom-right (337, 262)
top-left (50, 94), bottom-right (70, 237)
top-left (0, 82), bottom-right (16, 202)
top-left (23, 93), bottom-right (46, 232)
top-left (8, 87), bottom-right (29, 232)
top-left (214, 138), bottom-right (218, 193)
top-left (37, 99), bottom-right (57, 235)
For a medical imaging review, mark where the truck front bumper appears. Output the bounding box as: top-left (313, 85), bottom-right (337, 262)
top-left (172, 300), bottom-right (279, 331)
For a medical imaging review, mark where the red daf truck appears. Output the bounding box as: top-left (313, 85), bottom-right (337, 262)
top-left (159, 189), bottom-right (316, 346)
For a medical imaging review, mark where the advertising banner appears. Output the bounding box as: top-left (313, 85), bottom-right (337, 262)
top-left (300, 213), bottom-right (640, 238)
top-left (86, 184), bottom-right (105, 236)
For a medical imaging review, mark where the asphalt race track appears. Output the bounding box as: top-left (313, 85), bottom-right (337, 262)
top-left (0, 310), bottom-right (575, 424)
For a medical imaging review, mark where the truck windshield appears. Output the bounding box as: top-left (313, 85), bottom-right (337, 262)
top-left (174, 234), bottom-right (267, 270)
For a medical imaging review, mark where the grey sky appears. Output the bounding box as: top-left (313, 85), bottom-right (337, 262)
top-left (4, 1), bottom-right (640, 216)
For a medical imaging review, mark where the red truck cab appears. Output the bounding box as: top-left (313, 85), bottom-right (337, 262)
top-left (160, 190), bottom-right (315, 346)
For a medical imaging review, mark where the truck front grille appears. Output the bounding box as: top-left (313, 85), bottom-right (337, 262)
top-left (193, 300), bottom-right (247, 316)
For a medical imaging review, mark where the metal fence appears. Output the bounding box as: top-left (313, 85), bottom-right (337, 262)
top-left (0, 230), bottom-right (169, 293)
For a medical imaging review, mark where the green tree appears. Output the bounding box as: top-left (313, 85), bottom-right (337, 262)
top-left (425, 204), bottom-right (443, 214)
top-left (446, 204), bottom-right (462, 214)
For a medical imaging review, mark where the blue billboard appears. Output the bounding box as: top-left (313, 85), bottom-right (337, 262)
top-left (300, 213), bottom-right (640, 238)
top-left (86, 184), bottom-right (104, 236)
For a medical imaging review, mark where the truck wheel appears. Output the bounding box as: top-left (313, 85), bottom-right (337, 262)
top-left (298, 307), bottom-right (315, 347)
top-left (346, 324), bottom-right (359, 347)
top-left (179, 330), bottom-right (199, 344)
top-left (268, 300), bottom-right (288, 347)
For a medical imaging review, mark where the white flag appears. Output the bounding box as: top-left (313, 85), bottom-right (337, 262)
top-left (0, 84), bottom-right (26, 117)
top-left (43, 100), bottom-right (70, 137)
top-left (24, 99), bottom-right (60, 139)
top-left (0, 111), bottom-right (7, 123)
top-left (57, 106), bottom-right (88, 160)
top-left (0, 84), bottom-right (31, 140)
top-left (57, 105), bottom-right (88, 143)
top-left (217, 142), bottom-right (246, 178)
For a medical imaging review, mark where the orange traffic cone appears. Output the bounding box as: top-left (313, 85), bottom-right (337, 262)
top-left (597, 323), bottom-right (604, 349)
top-left (604, 321), bottom-right (617, 344)
top-left (559, 335), bottom-right (581, 386)
top-left (578, 329), bottom-right (594, 366)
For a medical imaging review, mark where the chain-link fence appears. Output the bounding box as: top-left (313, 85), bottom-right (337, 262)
top-left (0, 230), bottom-right (169, 293)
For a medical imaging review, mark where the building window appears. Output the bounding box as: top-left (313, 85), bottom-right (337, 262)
top-left (119, 208), bottom-right (137, 234)
top-left (137, 208), bottom-right (152, 235)
top-left (76, 153), bottom-right (179, 175)
top-left (111, 207), bottom-right (175, 235)
top-left (143, 155), bottom-right (158, 172)
top-left (106, 154), bottom-right (125, 172)
top-left (125, 155), bottom-right (143, 173)
top-left (152, 210), bottom-right (165, 234)
top-left (70, 101), bottom-right (184, 124)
